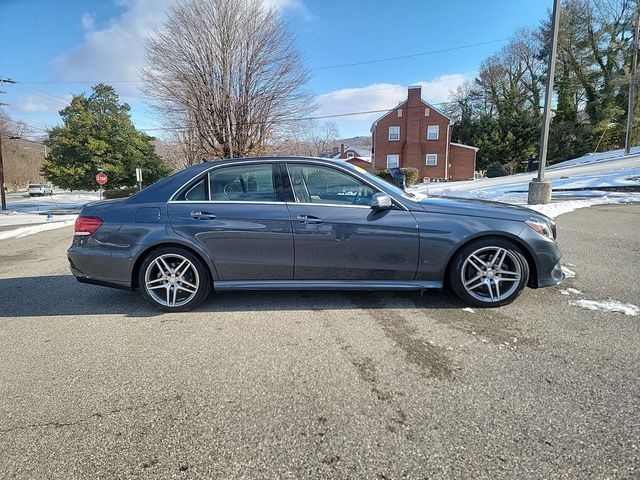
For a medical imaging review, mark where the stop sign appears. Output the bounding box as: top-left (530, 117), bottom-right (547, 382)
top-left (96, 172), bottom-right (108, 185)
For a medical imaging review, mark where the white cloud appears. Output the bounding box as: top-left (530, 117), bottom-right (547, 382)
top-left (81, 12), bottom-right (96, 31)
top-left (54, 0), bottom-right (172, 96)
top-left (54, 0), bottom-right (308, 99)
top-left (316, 74), bottom-right (469, 123)
top-left (14, 93), bottom-right (72, 113)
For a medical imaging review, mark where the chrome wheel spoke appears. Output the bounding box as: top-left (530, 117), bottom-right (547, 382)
top-left (177, 284), bottom-right (197, 294)
top-left (461, 246), bottom-right (522, 303)
top-left (144, 253), bottom-right (200, 308)
top-left (468, 255), bottom-right (486, 273)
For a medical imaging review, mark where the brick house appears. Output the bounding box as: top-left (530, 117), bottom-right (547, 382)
top-left (330, 144), bottom-right (373, 170)
top-left (371, 85), bottom-right (477, 182)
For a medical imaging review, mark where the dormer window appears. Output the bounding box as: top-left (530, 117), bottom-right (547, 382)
top-left (347, 151), bottom-right (355, 159)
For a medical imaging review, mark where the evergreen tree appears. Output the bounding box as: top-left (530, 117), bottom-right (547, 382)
top-left (42, 84), bottom-right (171, 190)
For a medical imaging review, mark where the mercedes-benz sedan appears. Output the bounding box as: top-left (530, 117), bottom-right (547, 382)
top-left (68, 157), bottom-right (564, 311)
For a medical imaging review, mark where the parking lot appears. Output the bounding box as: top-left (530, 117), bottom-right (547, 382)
top-left (1, 204), bottom-right (639, 479)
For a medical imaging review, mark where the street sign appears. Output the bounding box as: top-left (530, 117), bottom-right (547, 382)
top-left (96, 172), bottom-right (108, 185)
top-left (136, 168), bottom-right (142, 182)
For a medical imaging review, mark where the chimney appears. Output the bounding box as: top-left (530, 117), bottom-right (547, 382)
top-left (340, 143), bottom-right (345, 158)
top-left (407, 85), bottom-right (422, 106)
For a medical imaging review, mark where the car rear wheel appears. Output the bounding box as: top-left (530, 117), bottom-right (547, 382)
top-left (449, 237), bottom-right (529, 307)
top-left (138, 247), bottom-right (211, 312)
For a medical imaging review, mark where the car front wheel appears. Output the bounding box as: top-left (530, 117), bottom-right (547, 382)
top-left (138, 247), bottom-right (211, 312)
top-left (449, 237), bottom-right (529, 308)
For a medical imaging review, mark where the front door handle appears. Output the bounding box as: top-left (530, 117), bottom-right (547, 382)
top-left (190, 211), bottom-right (217, 220)
top-left (297, 214), bottom-right (323, 224)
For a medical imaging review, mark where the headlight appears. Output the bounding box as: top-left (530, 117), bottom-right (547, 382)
top-left (525, 219), bottom-right (555, 240)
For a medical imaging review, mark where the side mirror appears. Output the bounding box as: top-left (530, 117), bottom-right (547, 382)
top-left (370, 192), bottom-right (393, 211)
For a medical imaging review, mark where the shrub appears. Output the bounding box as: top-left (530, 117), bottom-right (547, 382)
top-left (485, 161), bottom-right (508, 178)
top-left (104, 187), bottom-right (137, 199)
top-left (371, 167), bottom-right (419, 186)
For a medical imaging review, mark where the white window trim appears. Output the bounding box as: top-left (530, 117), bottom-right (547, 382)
top-left (426, 154), bottom-right (438, 166)
top-left (387, 154), bottom-right (400, 168)
top-left (427, 125), bottom-right (439, 140)
top-left (388, 126), bottom-right (400, 141)
top-left (346, 151), bottom-right (355, 158)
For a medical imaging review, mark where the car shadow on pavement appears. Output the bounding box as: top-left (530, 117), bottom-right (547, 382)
top-left (0, 274), bottom-right (465, 318)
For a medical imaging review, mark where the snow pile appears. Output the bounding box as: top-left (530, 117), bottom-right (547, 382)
top-left (0, 213), bottom-right (78, 227)
top-left (570, 299), bottom-right (639, 317)
top-left (0, 218), bottom-right (76, 240)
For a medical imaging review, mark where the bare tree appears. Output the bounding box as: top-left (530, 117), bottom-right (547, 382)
top-left (142, 0), bottom-right (313, 159)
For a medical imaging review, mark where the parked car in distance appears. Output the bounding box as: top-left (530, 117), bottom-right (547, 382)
top-left (68, 157), bottom-right (564, 312)
top-left (27, 183), bottom-right (53, 196)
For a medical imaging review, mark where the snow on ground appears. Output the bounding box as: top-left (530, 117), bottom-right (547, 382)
top-left (0, 219), bottom-right (77, 240)
top-left (410, 150), bottom-right (640, 218)
top-left (0, 191), bottom-right (98, 240)
top-left (0, 213), bottom-right (78, 227)
top-left (5, 191), bottom-right (100, 214)
top-left (570, 299), bottom-right (639, 317)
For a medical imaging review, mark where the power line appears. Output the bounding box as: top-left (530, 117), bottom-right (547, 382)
top-left (312, 38), bottom-right (509, 70)
top-left (12, 37), bottom-right (508, 85)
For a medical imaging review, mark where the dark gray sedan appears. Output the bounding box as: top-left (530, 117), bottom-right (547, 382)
top-left (68, 157), bottom-right (564, 311)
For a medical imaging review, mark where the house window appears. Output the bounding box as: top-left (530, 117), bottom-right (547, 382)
top-left (387, 154), bottom-right (400, 168)
top-left (388, 126), bottom-right (400, 141)
top-left (426, 154), bottom-right (438, 166)
top-left (425, 108), bottom-right (430, 117)
top-left (346, 151), bottom-right (355, 159)
top-left (397, 109), bottom-right (403, 118)
top-left (427, 125), bottom-right (439, 140)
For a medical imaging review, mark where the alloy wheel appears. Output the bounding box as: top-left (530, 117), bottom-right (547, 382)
top-left (144, 253), bottom-right (200, 308)
top-left (460, 246), bottom-right (522, 303)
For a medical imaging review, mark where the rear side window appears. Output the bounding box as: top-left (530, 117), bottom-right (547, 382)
top-left (209, 164), bottom-right (277, 202)
top-left (175, 176), bottom-right (208, 201)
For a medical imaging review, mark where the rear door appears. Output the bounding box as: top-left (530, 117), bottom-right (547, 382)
top-left (283, 162), bottom-right (420, 280)
top-left (167, 162), bottom-right (293, 280)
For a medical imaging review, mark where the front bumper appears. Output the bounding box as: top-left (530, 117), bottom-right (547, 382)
top-left (518, 227), bottom-right (565, 288)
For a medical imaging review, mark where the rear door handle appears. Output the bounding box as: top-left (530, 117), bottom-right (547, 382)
top-left (297, 214), bottom-right (322, 224)
top-left (190, 211), bottom-right (217, 220)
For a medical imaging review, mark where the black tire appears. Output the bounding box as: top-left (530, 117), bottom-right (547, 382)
top-left (138, 246), bottom-right (211, 312)
top-left (448, 237), bottom-right (530, 308)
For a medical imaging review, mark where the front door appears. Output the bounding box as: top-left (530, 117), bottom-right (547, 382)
top-left (283, 162), bottom-right (419, 280)
top-left (168, 162), bottom-right (293, 280)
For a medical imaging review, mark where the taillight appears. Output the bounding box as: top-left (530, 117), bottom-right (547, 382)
top-left (74, 216), bottom-right (103, 236)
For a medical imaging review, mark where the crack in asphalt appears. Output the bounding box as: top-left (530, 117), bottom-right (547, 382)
top-left (0, 394), bottom-right (183, 435)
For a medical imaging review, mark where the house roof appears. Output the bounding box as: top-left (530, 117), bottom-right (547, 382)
top-left (369, 96), bottom-right (453, 132)
top-left (450, 142), bottom-right (479, 152)
top-left (331, 145), bottom-right (372, 159)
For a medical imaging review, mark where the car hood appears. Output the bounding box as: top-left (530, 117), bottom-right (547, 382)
top-left (414, 196), bottom-right (553, 223)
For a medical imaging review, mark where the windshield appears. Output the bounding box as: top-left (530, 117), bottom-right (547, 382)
top-left (28, 184), bottom-right (42, 188)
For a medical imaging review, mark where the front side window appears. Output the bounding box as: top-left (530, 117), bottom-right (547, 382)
top-left (209, 163), bottom-right (277, 202)
top-left (286, 163), bottom-right (376, 206)
top-left (388, 126), bottom-right (400, 141)
top-left (387, 154), bottom-right (400, 168)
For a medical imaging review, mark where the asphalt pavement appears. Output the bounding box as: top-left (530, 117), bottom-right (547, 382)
top-left (0, 204), bottom-right (638, 479)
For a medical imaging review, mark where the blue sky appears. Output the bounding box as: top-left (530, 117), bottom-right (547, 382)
top-left (0, 0), bottom-right (551, 138)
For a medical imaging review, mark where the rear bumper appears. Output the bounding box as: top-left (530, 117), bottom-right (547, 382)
top-left (68, 245), bottom-right (134, 290)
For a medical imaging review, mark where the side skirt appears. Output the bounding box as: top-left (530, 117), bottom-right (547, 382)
top-left (213, 280), bottom-right (443, 291)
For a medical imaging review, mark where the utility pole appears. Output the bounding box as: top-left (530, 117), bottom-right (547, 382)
top-left (625, 13), bottom-right (640, 155)
top-left (528, 0), bottom-right (561, 205)
top-left (0, 131), bottom-right (6, 211)
top-left (0, 78), bottom-right (15, 211)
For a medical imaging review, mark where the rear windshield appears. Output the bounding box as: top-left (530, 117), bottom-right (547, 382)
top-left (28, 184), bottom-right (42, 188)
